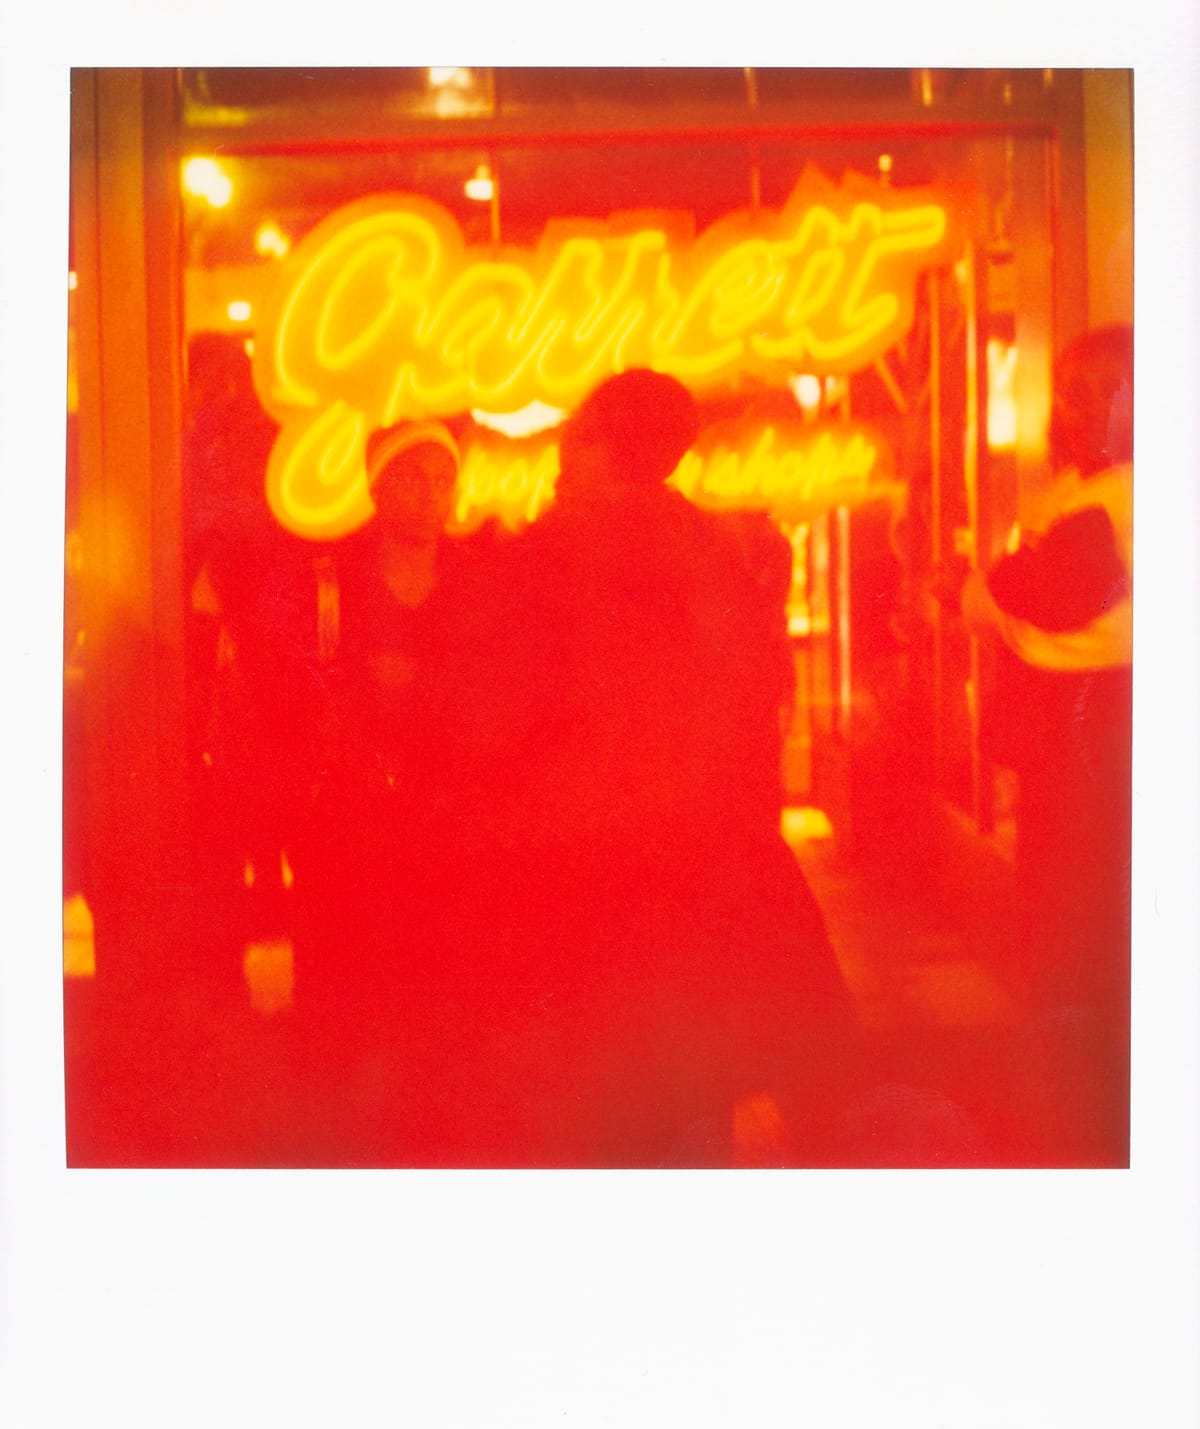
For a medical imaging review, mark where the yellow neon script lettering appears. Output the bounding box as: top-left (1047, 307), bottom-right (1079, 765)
top-left (254, 176), bottom-right (948, 537)
top-left (670, 424), bottom-right (890, 519)
top-left (444, 422), bottom-right (894, 536)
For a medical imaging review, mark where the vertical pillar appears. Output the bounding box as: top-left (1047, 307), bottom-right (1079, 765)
top-left (69, 68), bottom-right (187, 996)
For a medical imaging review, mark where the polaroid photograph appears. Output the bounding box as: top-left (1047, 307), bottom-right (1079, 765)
top-left (3, 13), bottom-right (1197, 1427)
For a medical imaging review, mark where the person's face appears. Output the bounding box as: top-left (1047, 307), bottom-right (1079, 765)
top-left (371, 443), bottom-right (457, 537)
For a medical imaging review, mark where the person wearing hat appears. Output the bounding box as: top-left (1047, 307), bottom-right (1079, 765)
top-left (294, 417), bottom-right (513, 1160)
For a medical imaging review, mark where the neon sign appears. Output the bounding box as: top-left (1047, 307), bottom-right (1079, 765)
top-left (445, 419), bottom-right (898, 534)
top-left (671, 418), bottom-right (900, 523)
top-left (252, 171), bottom-right (955, 538)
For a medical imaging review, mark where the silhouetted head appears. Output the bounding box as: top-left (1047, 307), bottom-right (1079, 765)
top-left (1049, 324), bottom-right (1133, 476)
top-left (558, 369), bottom-right (699, 492)
top-left (366, 421), bottom-right (459, 539)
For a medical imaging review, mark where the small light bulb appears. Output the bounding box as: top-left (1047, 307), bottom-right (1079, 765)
top-left (465, 164), bottom-right (495, 202)
top-left (227, 300), bottom-right (252, 324)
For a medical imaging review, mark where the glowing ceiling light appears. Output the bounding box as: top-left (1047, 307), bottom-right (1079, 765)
top-left (878, 153), bottom-right (894, 175)
top-left (182, 156), bottom-right (233, 209)
top-left (790, 373), bottom-right (823, 413)
top-left (471, 402), bottom-right (568, 438)
top-left (255, 221), bottom-right (291, 259)
top-left (227, 300), bottom-right (252, 323)
top-left (465, 164), bottom-right (495, 202)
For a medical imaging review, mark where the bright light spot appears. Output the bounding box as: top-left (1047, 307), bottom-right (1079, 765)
top-left (878, 153), bottom-right (894, 175)
top-left (429, 67), bottom-right (473, 89)
top-left (182, 156), bottom-right (233, 209)
top-left (780, 805), bottom-right (834, 843)
top-left (63, 894), bottom-right (95, 978)
top-left (986, 338), bottom-right (1018, 452)
top-left (255, 222), bottom-right (291, 259)
top-left (790, 373), bottom-right (822, 413)
top-left (243, 337), bottom-right (255, 358)
top-left (243, 939), bottom-right (295, 1016)
top-left (227, 300), bottom-right (252, 324)
top-left (68, 270), bottom-right (78, 291)
top-left (465, 164), bottom-right (495, 202)
top-left (280, 850), bottom-right (295, 891)
top-left (471, 402), bottom-right (568, 438)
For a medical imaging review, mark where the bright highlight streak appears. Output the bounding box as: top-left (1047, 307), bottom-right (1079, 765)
top-left (986, 338), bottom-right (1018, 452)
top-left (471, 402), bottom-right (569, 438)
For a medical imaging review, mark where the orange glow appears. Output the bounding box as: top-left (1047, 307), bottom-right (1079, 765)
top-left (63, 894), bottom-right (96, 978)
top-left (243, 939), bottom-right (295, 1015)
top-left (68, 270), bottom-right (78, 291)
top-left (182, 156), bottom-right (233, 208)
top-left (253, 172), bottom-right (954, 539)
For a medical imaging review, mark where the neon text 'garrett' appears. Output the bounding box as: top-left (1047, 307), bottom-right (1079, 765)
top-left (253, 171), bottom-right (954, 537)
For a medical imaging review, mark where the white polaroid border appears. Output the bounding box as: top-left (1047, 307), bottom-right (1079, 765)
top-left (2, 7), bottom-right (1197, 1425)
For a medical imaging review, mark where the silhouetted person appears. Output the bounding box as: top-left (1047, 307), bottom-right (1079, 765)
top-left (480, 370), bottom-right (854, 1167)
top-left (963, 324), bottom-right (1132, 1164)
